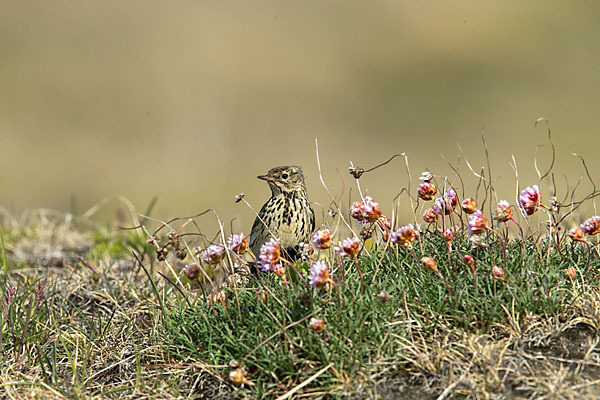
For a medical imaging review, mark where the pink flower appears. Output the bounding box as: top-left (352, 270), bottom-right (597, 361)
top-left (258, 238), bottom-right (282, 272)
top-left (445, 189), bottom-right (458, 209)
top-left (335, 237), bottom-right (360, 258)
top-left (463, 255), bottom-right (474, 267)
top-left (569, 226), bottom-right (585, 242)
top-left (519, 185), bottom-right (541, 216)
top-left (308, 261), bottom-right (332, 289)
top-left (442, 229), bottom-right (453, 243)
top-left (362, 196), bottom-right (382, 223)
top-left (566, 267), bottom-right (576, 281)
top-left (491, 265), bottom-right (505, 281)
top-left (421, 257), bottom-right (439, 274)
top-left (201, 244), bottom-right (226, 265)
top-left (349, 200), bottom-right (365, 222)
top-left (461, 198), bottom-right (477, 215)
top-left (227, 233), bottom-right (248, 254)
top-left (423, 208), bottom-right (438, 223)
top-left (581, 216), bottom-right (600, 235)
top-left (309, 317), bottom-right (326, 333)
top-left (417, 181), bottom-right (437, 201)
top-left (468, 210), bottom-right (488, 235)
top-left (493, 200), bottom-right (513, 222)
top-left (312, 229), bottom-right (333, 249)
top-left (391, 224), bottom-right (418, 248)
top-left (433, 189), bottom-right (458, 216)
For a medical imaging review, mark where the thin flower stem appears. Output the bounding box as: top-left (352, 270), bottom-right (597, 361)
top-left (353, 255), bottom-right (364, 295)
top-left (583, 240), bottom-right (593, 274)
top-left (438, 271), bottom-right (455, 309)
top-left (282, 259), bottom-right (309, 288)
top-left (486, 227), bottom-right (508, 268)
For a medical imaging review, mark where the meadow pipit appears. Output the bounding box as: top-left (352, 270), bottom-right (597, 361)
top-left (249, 166), bottom-right (315, 261)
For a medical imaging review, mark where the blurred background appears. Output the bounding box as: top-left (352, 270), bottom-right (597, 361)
top-left (1, 0), bottom-right (600, 232)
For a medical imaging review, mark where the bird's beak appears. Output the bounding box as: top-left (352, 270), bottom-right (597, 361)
top-left (257, 174), bottom-right (275, 182)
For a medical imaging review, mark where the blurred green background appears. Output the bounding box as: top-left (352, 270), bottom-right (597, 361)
top-left (1, 0), bottom-right (599, 231)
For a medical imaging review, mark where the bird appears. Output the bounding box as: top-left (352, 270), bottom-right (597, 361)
top-left (249, 165), bottom-right (315, 263)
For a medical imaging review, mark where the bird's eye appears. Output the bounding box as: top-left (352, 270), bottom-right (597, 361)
top-left (281, 173), bottom-right (289, 179)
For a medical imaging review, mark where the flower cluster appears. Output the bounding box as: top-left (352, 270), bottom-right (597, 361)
top-left (581, 216), bottom-right (600, 236)
top-left (349, 196), bottom-right (382, 224)
top-left (258, 238), bottom-right (282, 272)
top-left (418, 181), bottom-right (437, 201)
top-left (421, 257), bottom-right (439, 274)
top-left (227, 233), bottom-right (248, 254)
top-left (391, 224), bottom-right (418, 248)
top-left (519, 185), bottom-right (541, 216)
top-left (491, 265), bottom-right (505, 281)
top-left (309, 317), bottom-right (326, 333)
top-left (433, 189), bottom-right (458, 216)
top-left (468, 210), bottom-right (488, 235)
top-left (312, 229), bottom-right (333, 249)
top-left (201, 244), bottom-right (226, 265)
top-left (461, 198), bottom-right (477, 215)
top-left (308, 261), bottom-right (333, 289)
top-left (423, 208), bottom-right (438, 223)
top-left (335, 237), bottom-right (360, 258)
top-left (493, 200), bottom-right (513, 222)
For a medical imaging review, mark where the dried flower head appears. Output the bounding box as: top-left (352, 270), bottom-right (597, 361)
top-left (312, 229), bottom-right (333, 249)
top-left (183, 262), bottom-right (201, 281)
top-left (461, 198), bottom-right (477, 215)
top-left (423, 208), bottom-right (438, 223)
top-left (377, 291), bottom-right (390, 304)
top-left (309, 317), bottom-right (326, 333)
top-left (391, 224), bottom-right (418, 248)
top-left (491, 265), bottom-right (505, 281)
top-left (469, 234), bottom-right (488, 251)
top-left (581, 216), bottom-right (600, 236)
top-left (569, 226), bottom-right (585, 242)
top-left (348, 166), bottom-right (364, 179)
top-left (227, 233), bottom-right (248, 254)
top-left (201, 244), bottom-right (226, 265)
top-left (493, 200), bottom-right (513, 222)
top-left (417, 181), bottom-right (437, 201)
top-left (419, 171), bottom-right (433, 182)
top-left (229, 368), bottom-right (253, 386)
top-left (234, 193), bottom-right (246, 203)
top-left (468, 210), bottom-right (488, 235)
top-left (421, 257), bottom-right (439, 274)
top-left (258, 238), bottom-right (282, 272)
top-left (519, 185), bottom-right (541, 216)
top-left (308, 261), bottom-right (333, 289)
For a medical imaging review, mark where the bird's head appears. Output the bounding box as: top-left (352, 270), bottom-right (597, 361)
top-left (258, 165), bottom-right (306, 195)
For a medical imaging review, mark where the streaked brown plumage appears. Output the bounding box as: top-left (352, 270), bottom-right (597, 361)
top-left (249, 165), bottom-right (315, 260)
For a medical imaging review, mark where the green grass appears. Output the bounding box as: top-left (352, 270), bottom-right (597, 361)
top-left (160, 235), bottom-right (597, 398)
